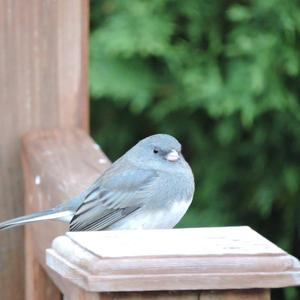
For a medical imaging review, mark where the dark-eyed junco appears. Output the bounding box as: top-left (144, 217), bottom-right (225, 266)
top-left (0, 134), bottom-right (195, 231)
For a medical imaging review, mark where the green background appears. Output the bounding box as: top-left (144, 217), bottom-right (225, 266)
top-left (89, 1), bottom-right (300, 299)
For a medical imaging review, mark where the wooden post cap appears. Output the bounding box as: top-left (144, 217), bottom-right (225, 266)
top-left (46, 226), bottom-right (300, 292)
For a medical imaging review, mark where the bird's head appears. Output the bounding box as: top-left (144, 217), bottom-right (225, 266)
top-left (127, 134), bottom-right (185, 169)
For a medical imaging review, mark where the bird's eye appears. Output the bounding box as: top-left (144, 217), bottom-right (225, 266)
top-left (153, 148), bottom-right (159, 154)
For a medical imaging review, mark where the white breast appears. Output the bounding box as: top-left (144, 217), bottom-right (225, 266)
top-left (109, 198), bottom-right (192, 230)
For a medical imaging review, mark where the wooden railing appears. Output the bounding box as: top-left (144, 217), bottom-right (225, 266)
top-left (22, 129), bottom-right (300, 300)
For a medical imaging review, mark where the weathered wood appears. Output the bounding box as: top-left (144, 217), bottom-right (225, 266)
top-left (62, 290), bottom-right (271, 300)
top-left (198, 290), bottom-right (270, 300)
top-left (48, 267), bottom-right (101, 300)
top-left (100, 291), bottom-right (202, 300)
top-left (47, 227), bottom-right (300, 292)
top-left (0, 1), bottom-right (89, 298)
top-left (97, 290), bottom-right (270, 300)
top-left (25, 223), bottom-right (61, 300)
top-left (22, 137), bottom-right (62, 300)
top-left (22, 129), bottom-right (111, 298)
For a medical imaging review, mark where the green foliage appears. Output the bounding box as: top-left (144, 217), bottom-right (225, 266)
top-left (90, 1), bottom-right (300, 298)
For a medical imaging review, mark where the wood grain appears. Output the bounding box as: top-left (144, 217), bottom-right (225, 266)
top-left (0, 1), bottom-right (88, 299)
top-left (66, 226), bottom-right (285, 257)
top-left (97, 290), bottom-right (269, 300)
top-left (47, 227), bottom-right (300, 292)
top-left (198, 290), bottom-right (270, 299)
top-left (22, 129), bottom-right (111, 299)
top-left (25, 222), bottom-right (61, 300)
top-left (101, 291), bottom-right (199, 300)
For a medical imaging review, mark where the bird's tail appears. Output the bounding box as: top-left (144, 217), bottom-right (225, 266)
top-left (0, 208), bottom-right (72, 230)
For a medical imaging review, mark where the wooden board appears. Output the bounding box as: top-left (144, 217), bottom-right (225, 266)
top-left (22, 129), bottom-right (111, 298)
top-left (98, 290), bottom-right (270, 300)
top-left (0, 1), bottom-right (88, 299)
top-left (46, 227), bottom-right (300, 292)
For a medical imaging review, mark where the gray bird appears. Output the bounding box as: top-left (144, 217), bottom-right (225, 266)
top-left (0, 134), bottom-right (194, 231)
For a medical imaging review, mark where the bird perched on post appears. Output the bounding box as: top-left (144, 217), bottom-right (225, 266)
top-left (0, 134), bottom-right (194, 231)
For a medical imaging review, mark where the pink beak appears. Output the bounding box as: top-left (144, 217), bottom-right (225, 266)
top-left (166, 149), bottom-right (180, 162)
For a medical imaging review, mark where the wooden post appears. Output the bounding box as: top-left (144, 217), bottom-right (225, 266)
top-left (22, 129), bottom-right (300, 300)
top-left (0, 1), bottom-right (88, 299)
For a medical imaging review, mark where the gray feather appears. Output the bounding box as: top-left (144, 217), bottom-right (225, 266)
top-left (69, 162), bottom-right (158, 231)
top-left (0, 208), bottom-right (72, 230)
top-left (70, 206), bottom-right (140, 231)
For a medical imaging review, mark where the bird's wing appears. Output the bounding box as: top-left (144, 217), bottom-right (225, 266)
top-left (69, 163), bottom-right (159, 231)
